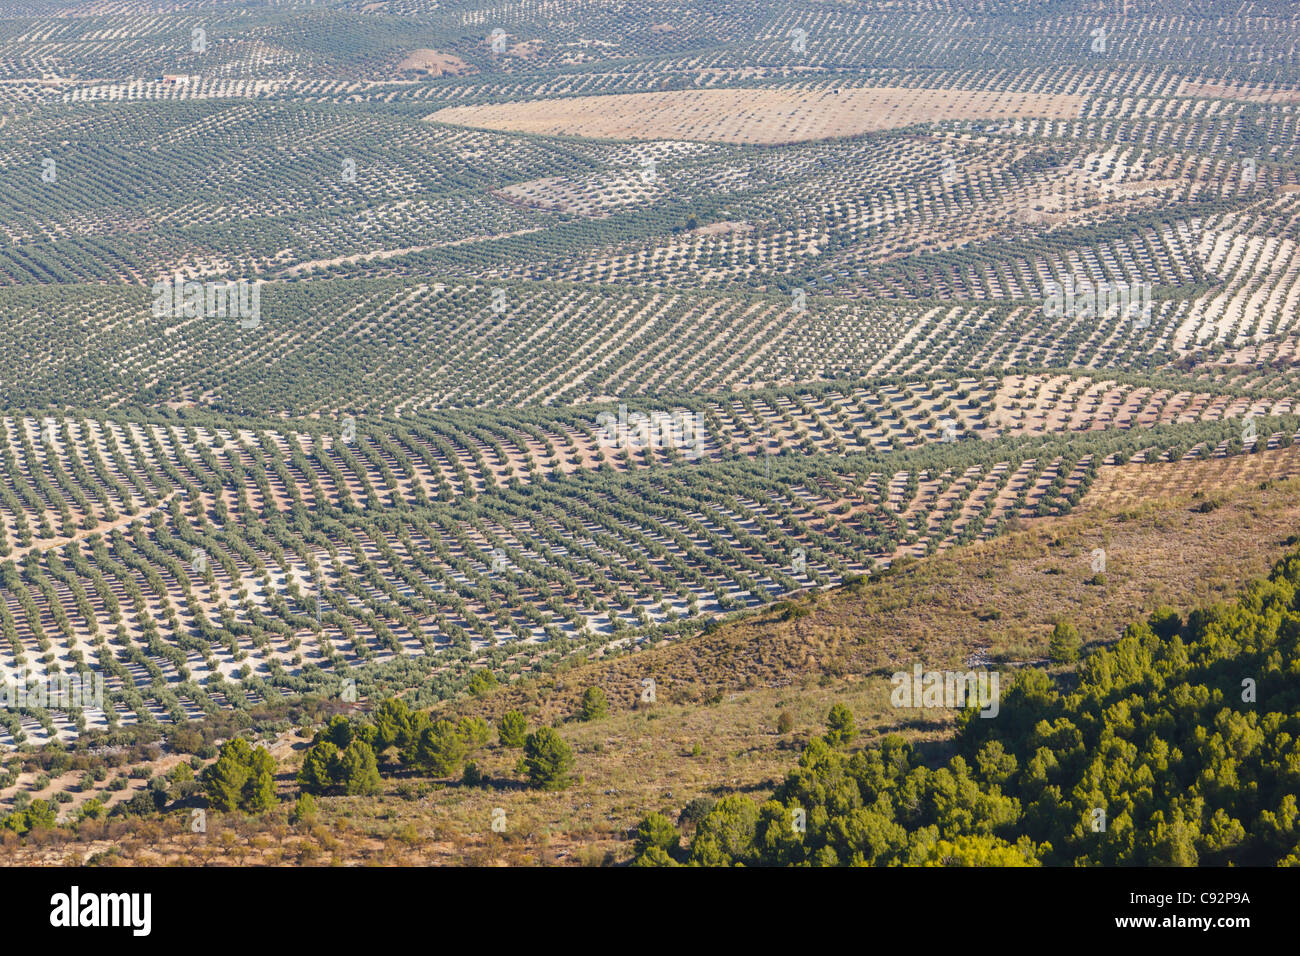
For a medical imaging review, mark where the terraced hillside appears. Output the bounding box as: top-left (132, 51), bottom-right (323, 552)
top-left (2, 0), bottom-right (1300, 752)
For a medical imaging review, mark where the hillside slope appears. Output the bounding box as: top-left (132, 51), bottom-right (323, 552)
top-left (3, 446), bottom-right (1300, 864)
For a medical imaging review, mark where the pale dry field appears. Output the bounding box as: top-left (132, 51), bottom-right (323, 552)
top-left (428, 87), bottom-right (1085, 145)
top-left (1177, 80), bottom-right (1300, 104)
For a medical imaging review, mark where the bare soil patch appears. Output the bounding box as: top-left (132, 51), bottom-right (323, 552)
top-left (397, 50), bottom-right (474, 77)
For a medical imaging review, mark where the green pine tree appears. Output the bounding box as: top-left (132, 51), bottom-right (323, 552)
top-left (338, 739), bottom-right (382, 795)
top-left (1049, 621), bottom-right (1081, 664)
top-left (242, 746), bottom-right (277, 812)
top-left (498, 710), bottom-right (528, 748)
top-left (522, 727), bottom-right (574, 790)
top-left (579, 686), bottom-right (608, 722)
top-left (297, 739), bottom-right (340, 795)
top-left (204, 738), bottom-right (252, 812)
